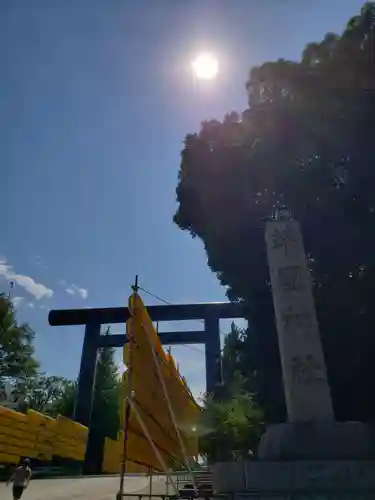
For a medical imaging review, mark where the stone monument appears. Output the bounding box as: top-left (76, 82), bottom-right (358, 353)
top-left (265, 218), bottom-right (333, 423)
top-left (258, 217), bottom-right (375, 460)
top-left (212, 217), bottom-right (375, 497)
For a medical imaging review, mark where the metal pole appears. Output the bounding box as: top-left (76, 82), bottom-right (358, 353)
top-left (149, 468), bottom-right (152, 499)
top-left (127, 396), bottom-right (179, 496)
top-left (243, 461), bottom-right (249, 490)
top-left (118, 277), bottom-right (138, 500)
top-left (166, 469), bottom-right (169, 495)
top-left (8, 281), bottom-right (14, 299)
top-left (143, 316), bottom-right (197, 491)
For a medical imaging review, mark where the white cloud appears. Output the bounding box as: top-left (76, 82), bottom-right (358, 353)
top-left (0, 256), bottom-right (53, 300)
top-left (64, 284), bottom-right (88, 300)
top-left (78, 288), bottom-right (89, 300)
top-left (28, 302), bottom-right (35, 309)
top-left (12, 296), bottom-right (24, 308)
top-left (33, 255), bottom-right (48, 269)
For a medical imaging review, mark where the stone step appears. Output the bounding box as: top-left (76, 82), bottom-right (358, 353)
top-left (195, 469), bottom-right (213, 486)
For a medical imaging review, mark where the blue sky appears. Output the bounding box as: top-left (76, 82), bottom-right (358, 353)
top-left (1, 0), bottom-right (364, 399)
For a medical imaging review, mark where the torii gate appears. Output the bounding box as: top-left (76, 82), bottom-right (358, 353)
top-left (48, 301), bottom-right (247, 471)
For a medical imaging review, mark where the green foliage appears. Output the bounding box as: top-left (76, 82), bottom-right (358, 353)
top-left (19, 374), bottom-right (71, 415)
top-left (174, 3), bottom-right (375, 424)
top-left (199, 381), bottom-right (264, 463)
top-left (91, 331), bottom-right (121, 439)
top-left (0, 295), bottom-right (120, 446)
top-left (0, 296), bottom-right (72, 416)
top-left (221, 323), bottom-right (247, 394)
top-left (198, 324), bottom-right (264, 462)
top-left (50, 379), bottom-right (77, 418)
top-left (0, 294), bottom-right (75, 415)
top-left (0, 294), bottom-right (39, 386)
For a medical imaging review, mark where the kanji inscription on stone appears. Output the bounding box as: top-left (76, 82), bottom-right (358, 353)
top-left (270, 223), bottom-right (297, 255)
top-left (281, 306), bottom-right (313, 332)
top-left (265, 219), bottom-right (334, 421)
top-left (278, 265), bottom-right (304, 292)
top-left (291, 354), bottom-right (325, 386)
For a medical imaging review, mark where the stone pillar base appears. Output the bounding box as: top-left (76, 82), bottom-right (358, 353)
top-left (213, 460), bottom-right (375, 495)
top-left (258, 421), bottom-right (375, 460)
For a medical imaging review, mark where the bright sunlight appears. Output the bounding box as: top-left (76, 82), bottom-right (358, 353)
top-left (191, 52), bottom-right (219, 80)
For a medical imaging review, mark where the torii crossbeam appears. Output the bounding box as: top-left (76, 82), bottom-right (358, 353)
top-left (49, 301), bottom-right (247, 472)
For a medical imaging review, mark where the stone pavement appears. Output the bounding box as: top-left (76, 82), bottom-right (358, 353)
top-left (0, 475), bottom-right (169, 500)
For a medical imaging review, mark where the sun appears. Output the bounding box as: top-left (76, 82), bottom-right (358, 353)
top-left (191, 52), bottom-right (219, 80)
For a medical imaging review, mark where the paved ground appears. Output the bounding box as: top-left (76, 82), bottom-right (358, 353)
top-left (0, 475), bottom-right (170, 500)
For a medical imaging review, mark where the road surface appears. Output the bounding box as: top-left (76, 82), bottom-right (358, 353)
top-left (0, 475), bottom-right (170, 500)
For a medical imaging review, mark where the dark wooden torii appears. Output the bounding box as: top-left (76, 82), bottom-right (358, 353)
top-left (49, 301), bottom-right (247, 471)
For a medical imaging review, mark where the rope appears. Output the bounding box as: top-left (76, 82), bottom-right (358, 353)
top-left (118, 286), bottom-right (137, 500)
top-left (127, 395), bottom-right (179, 496)
top-left (137, 284), bottom-right (230, 354)
top-left (140, 293), bottom-right (197, 492)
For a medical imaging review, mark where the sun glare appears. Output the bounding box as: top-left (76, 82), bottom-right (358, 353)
top-left (191, 52), bottom-right (219, 80)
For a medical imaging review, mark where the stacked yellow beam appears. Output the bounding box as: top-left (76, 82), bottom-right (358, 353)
top-left (102, 436), bottom-right (149, 474)
top-left (53, 415), bottom-right (88, 461)
top-left (0, 406), bottom-right (88, 465)
top-left (120, 372), bottom-right (185, 461)
top-left (0, 406), bottom-right (33, 465)
top-left (116, 292), bottom-right (200, 473)
top-left (27, 410), bottom-right (55, 461)
top-left (102, 436), bottom-right (121, 473)
top-left (127, 462), bottom-right (148, 474)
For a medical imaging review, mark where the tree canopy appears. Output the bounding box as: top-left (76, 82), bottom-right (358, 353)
top-left (91, 331), bottom-right (121, 440)
top-left (197, 324), bottom-right (264, 462)
top-left (18, 374), bottom-right (71, 415)
top-left (1, 296), bottom-right (120, 439)
top-left (199, 367), bottom-right (264, 463)
top-left (0, 294), bottom-right (121, 471)
top-left (174, 3), bottom-right (375, 424)
top-left (0, 294), bottom-right (39, 389)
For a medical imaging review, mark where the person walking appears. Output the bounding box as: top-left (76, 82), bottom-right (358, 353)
top-left (7, 459), bottom-right (32, 500)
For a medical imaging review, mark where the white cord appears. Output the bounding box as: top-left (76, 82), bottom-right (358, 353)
top-left (140, 302), bottom-right (197, 491)
top-left (127, 395), bottom-right (179, 496)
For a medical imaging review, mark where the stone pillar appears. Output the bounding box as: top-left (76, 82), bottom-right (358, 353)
top-left (74, 322), bottom-right (101, 473)
top-left (74, 322), bottom-right (101, 426)
top-left (204, 313), bottom-right (221, 395)
top-left (265, 219), bottom-right (334, 422)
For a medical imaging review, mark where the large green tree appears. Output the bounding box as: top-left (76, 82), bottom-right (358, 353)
top-left (51, 379), bottom-right (77, 418)
top-left (19, 374), bottom-right (72, 415)
top-left (91, 336), bottom-right (121, 440)
top-left (198, 325), bottom-right (264, 462)
top-left (0, 294), bottom-right (39, 390)
top-left (174, 3), bottom-right (375, 424)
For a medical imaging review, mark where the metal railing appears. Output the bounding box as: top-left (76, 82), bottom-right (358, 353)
top-left (213, 490), bottom-right (375, 499)
top-left (118, 470), bottom-right (375, 500)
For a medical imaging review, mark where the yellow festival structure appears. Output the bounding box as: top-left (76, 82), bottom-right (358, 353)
top-left (103, 291), bottom-right (200, 475)
top-left (0, 406), bottom-right (88, 466)
top-left (0, 290), bottom-right (200, 476)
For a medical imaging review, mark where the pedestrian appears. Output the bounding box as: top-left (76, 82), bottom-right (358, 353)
top-left (6, 458), bottom-right (32, 500)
